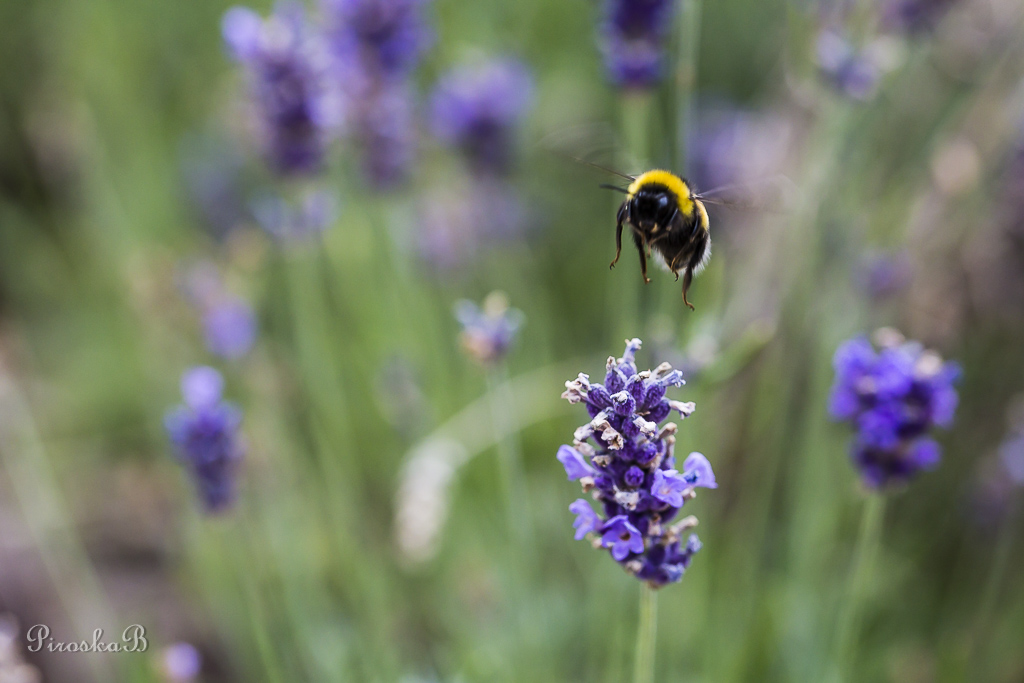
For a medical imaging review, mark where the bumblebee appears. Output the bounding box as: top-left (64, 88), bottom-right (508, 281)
top-left (608, 169), bottom-right (710, 310)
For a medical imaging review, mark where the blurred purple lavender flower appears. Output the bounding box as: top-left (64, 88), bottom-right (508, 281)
top-left (854, 249), bottom-right (913, 301)
top-left (161, 642), bottom-right (202, 683)
top-left (321, 0), bottom-right (431, 189)
top-left (356, 83), bottom-right (418, 189)
top-left (181, 263), bottom-right (258, 359)
top-left (203, 296), bottom-right (258, 360)
top-left (881, 0), bottom-right (959, 33)
top-left (429, 59), bottom-right (533, 175)
top-left (454, 292), bottom-right (524, 366)
top-left (559, 338), bottom-right (714, 587)
top-left (600, 0), bottom-right (675, 89)
top-left (164, 367), bottom-right (245, 513)
top-left (829, 329), bottom-right (961, 489)
top-left (999, 430), bottom-right (1024, 486)
top-left (252, 189), bottom-right (337, 240)
top-left (321, 0), bottom-right (432, 82)
top-left (815, 30), bottom-right (882, 100)
top-left (222, 4), bottom-right (344, 175)
top-left (687, 105), bottom-right (793, 196)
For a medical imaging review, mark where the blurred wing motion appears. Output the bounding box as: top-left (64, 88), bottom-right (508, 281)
top-left (693, 175), bottom-right (796, 213)
top-left (537, 122), bottom-right (636, 182)
top-left (539, 122), bottom-right (797, 212)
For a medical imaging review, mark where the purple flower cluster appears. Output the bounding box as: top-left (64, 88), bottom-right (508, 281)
top-left (164, 367), bottom-right (245, 512)
top-left (454, 292), bottom-right (524, 366)
top-left (815, 30), bottom-right (882, 101)
top-left (999, 427), bottom-right (1024, 486)
top-left (322, 0), bottom-right (431, 189)
top-left (854, 249), bottom-right (913, 301)
top-left (559, 338), bottom-right (716, 587)
top-left (355, 84), bottom-right (418, 188)
top-left (161, 642), bottom-right (202, 683)
top-left (881, 0), bottom-right (959, 33)
top-left (600, 0), bottom-right (676, 89)
top-left (182, 263), bottom-right (258, 360)
top-left (429, 59), bottom-right (533, 175)
top-left (222, 4), bottom-right (343, 175)
top-left (322, 0), bottom-right (431, 82)
top-left (829, 331), bottom-right (961, 489)
top-left (203, 298), bottom-right (258, 360)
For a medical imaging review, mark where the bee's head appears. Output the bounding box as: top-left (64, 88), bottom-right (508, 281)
top-left (629, 186), bottom-right (677, 231)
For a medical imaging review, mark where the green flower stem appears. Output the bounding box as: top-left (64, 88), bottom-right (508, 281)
top-left (832, 493), bottom-right (886, 681)
top-left (633, 584), bottom-right (659, 683)
top-left (674, 0), bottom-right (702, 172)
top-left (486, 362), bottom-right (530, 548)
top-left (614, 93), bottom-right (653, 343)
top-left (971, 492), bottom-right (1021, 675)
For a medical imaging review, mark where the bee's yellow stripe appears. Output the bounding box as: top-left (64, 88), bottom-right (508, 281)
top-left (696, 199), bottom-right (709, 232)
top-left (627, 170), bottom-right (694, 216)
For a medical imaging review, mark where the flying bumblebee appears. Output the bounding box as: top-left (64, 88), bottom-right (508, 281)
top-left (605, 169), bottom-right (712, 310)
top-left (543, 126), bottom-right (788, 310)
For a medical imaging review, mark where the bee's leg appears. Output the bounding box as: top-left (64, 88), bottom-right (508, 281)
top-left (681, 268), bottom-right (695, 311)
top-left (610, 205), bottom-right (628, 269)
top-left (668, 252), bottom-right (684, 281)
top-left (610, 221), bottom-right (622, 269)
top-left (633, 231), bottom-right (650, 283)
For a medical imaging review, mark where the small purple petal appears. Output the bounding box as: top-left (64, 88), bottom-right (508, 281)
top-left (557, 445), bottom-right (596, 481)
top-left (569, 499), bottom-right (601, 540)
top-left (222, 7), bottom-right (263, 61)
top-left (682, 452), bottom-right (717, 489)
top-left (909, 438), bottom-right (941, 470)
top-left (203, 297), bottom-right (257, 360)
top-left (181, 367), bottom-right (224, 409)
top-left (650, 469), bottom-right (686, 507)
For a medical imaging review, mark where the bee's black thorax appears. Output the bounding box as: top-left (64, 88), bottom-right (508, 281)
top-left (618, 182), bottom-right (707, 274)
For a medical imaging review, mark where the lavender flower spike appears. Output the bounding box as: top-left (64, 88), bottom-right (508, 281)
top-left (557, 338), bottom-right (716, 587)
top-left (429, 58), bottom-right (534, 175)
top-left (321, 0), bottom-right (432, 82)
top-left (165, 367), bottom-right (245, 512)
top-left (829, 329), bottom-right (961, 489)
top-left (454, 291), bottom-right (524, 366)
top-left (600, 0), bottom-right (676, 89)
top-left (815, 29), bottom-right (883, 101)
top-left (222, 4), bottom-right (343, 175)
top-left (203, 296), bottom-right (258, 360)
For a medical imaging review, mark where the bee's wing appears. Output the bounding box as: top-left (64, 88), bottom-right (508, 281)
top-left (536, 123), bottom-right (636, 182)
top-left (694, 175), bottom-right (796, 213)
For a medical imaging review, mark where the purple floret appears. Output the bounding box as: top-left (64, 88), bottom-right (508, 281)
top-left (454, 293), bottom-right (524, 366)
top-left (203, 296), bottom-right (258, 360)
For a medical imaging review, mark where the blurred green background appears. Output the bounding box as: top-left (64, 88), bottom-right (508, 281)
top-left (1, 0), bottom-right (1024, 680)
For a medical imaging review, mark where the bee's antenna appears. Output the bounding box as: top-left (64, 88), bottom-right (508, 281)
top-left (599, 184), bottom-right (630, 194)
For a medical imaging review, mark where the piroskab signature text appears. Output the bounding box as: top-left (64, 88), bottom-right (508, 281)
top-left (25, 624), bottom-right (149, 653)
